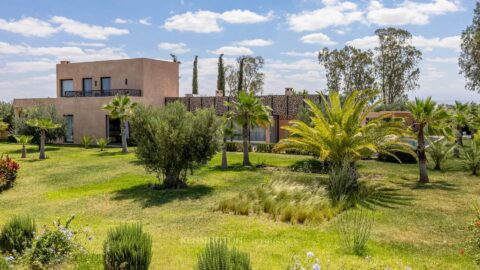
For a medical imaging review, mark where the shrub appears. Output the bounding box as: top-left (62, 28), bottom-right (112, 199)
top-left (463, 138), bottom-right (480, 176)
top-left (225, 142), bottom-right (251, 152)
top-left (427, 138), bottom-right (455, 171)
top-left (131, 102), bottom-right (221, 189)
top-left (196, 239), bottom-right (251, 270)
top-left (80, 135), bottom-right (94, 149)
top-left (290, 159), bottom-right (329, 174)
top-left (0, 155), bottom-right (19, 191)
top-left (327, 162), bottom-right (358, 205)
top-left (103, 224), bottom-right (152, 270)
top-left (377, 151), bottom-right (417, 164)
top-left (0, 215), bottom-right (36, 254)
top-left (284, 149), bottom-right (312, 156)
top-left (334, 209), bottom-right (373, 255)
top-left (0, 258), bottom-right (8, 270)
top-left (28, 216), bottom-right (76, 269)
top-left (255, 143), bottom-right (275, 153)
top-left (96, 137), bottom-right (110, 151)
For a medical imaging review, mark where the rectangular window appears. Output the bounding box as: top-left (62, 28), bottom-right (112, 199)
top-left (83, 78), bottom-right (92, 96)
top-left (250, 125), bottom-right (266, 142)
top-left (64, 115), bottom-right (74, 143)
top-left (101, 77), bottom-right (111, 92)
top-left (270, 115), bottom-right (279, 143)
top-left (61, 79), bottom-right (73, 96)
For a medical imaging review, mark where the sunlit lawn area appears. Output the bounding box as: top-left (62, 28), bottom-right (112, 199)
top-left (0, 142), bottom-right (477, 269)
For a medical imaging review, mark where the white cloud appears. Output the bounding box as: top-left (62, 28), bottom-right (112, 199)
top-left (0, 60), bottom-right (55, 73)
top-left (367, 0), bottom-right (460, 26)
top-left (346, 35), bottom-right (378, 49)
top-left (50, 16), bottom-right (129, 40)
top-left (427, 57), bottom-right (458, 63)
top-left (158, 42), bottom-right (190, 54)
top-left (63, 41), bottom-right (106, 47)
top-left (346, 34), bottom-right (460, 51)
top-left (301, 33), bottom-right (337, 45)
top-left (139, 17), bottom-right (152, 26)
top-left (164, 9), bottom-right (272, 33)
top-left (235, 39), bottom-right (273, 47)
top-left (209, 46), bottom-right (253, 56)
top-left (287, 1), bottom-right (363, 32)
top-left (0, 17), bottom-right (58, 37)
top-left (114, 18), bottom-right (128, 24)
top-left (281, 51), bottom-right (318, 57)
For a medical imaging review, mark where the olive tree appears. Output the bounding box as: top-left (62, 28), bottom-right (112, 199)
top-left (130, 102), bottom-right (221, 189)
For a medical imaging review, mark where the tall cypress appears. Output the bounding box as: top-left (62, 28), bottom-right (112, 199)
top-left (192, 55), bottom-right (198, 95)
top-left (217, 54), bottom-right (225, 96)
top-left (237, 57), bottom-right (244, 93)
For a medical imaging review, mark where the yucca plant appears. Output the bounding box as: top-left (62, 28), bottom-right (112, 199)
top-left (196, 239), bottom-right (252, 270)
top-left (0, 215), bottom-right (36, 254)
top-left (97, 137), bottom-right (110, 151)
top-left (80, 135), bottom-right (94, 149)
top-left (103, 224), bottom-right (152, 270)
top-left (13, 135), bottom-right (33, 158)
top-left (463, 136), bottom-right (480, 176)
top-left (427, 138), bottom-right (456, 171)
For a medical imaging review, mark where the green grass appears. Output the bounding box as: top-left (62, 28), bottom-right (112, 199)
top-left (0, 142), bottom-right (477, 269)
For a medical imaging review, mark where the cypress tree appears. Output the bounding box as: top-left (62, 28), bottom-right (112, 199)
top-left (192, 56), bottom-right (198, 95)
top-left (217, 54), bottom-right (225, 96)
top-left (237, 57), bottom-right (244, 93)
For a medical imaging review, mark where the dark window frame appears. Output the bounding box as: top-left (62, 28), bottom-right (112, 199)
top-left (64, 114), bottom-right (74, 143)
top-left (60, 79), bottom-right (73, 97)
top-left (100, 77), bottom-right (111, 92)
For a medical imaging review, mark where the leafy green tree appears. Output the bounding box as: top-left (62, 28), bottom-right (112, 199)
top-left (26, 119), bottom-right (61, 159)
top-left (237, 57), bottom-right (245, 93)
top-left (192, 55), bottom-right (199, 95)
top-left (0, 121), bottom-right (7, 131)
top-left (318, 46), bottom-right (375, 95)
top-left (406, 97), bottom-right (451, 183)
top-left (241, 56), bottom-right (265, 94)
top-left (217, 54), bottom-right (226, 96)
top-left (374, 28), bottom-right (422, 104)
top-left (0, 101), bottom-right (12, 125)
top-left (449, 101), bottom-right (471, 157)
top-left (102, 95), bottom-right (138, 154)
top-left (13, 104), bottom-right (66, 147)
top-left (130, 102), bottom-right (221, 189)
top-left (427, 138), bottom-right (456, 171)
top-left (275, 90), bottom-right (411, 173)
top-left (459, 3), bottom-right (480, 93)
top-left (226, 91), bottom-right (271, 166)
top-left (13, 135), bottom-right (33, 158)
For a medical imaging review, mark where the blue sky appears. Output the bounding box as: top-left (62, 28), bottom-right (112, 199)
top-left (0, 0), bottom-right (477, 103)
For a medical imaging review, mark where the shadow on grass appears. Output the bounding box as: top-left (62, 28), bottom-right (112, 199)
top-left (358, 184), bottom-right (414, 210)
top-left (205, 164), bottom-right (259, 173)
top-left (398, 180), bottom-right (458, 191)
top-left (3, 146), bottom-right (61, 155)
top-left (112, 183), bottom-right (214, 208)
top-left (95, 151), bottom-right (128, 157)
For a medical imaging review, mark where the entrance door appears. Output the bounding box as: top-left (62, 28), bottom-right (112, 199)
top-left (64, 115), bottom-right (74, 143)
top-left (101, 77), bottom-right (111, 95)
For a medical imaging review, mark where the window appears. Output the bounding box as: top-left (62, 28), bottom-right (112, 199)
top-left (64, 115), bottom-right (74, 143)
top-left (83, 78), bottom-right (92, 96)
top-left (61, 79), bottom-right (73, 96)
top-left (101, 77), bottom-right (111, 91)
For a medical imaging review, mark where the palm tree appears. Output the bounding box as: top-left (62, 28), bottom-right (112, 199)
top-left (226, 91), bottom-right (271, 166)
top-left (406, 97), bottom-right (450, 183)
top-left (102, 95), bottom-right (138, 153)
top-left (26, 119), bottom-right (61, 159)
top-left (275, 90), bottom-right (411, 171)
top-left (13, 135), bottom-right (33, 158)
top-left (463, 135), bottom-right (480, 176)
top-left (427, 138), bottom-right (455, 171)
top-left (221, 113), bottom-right (234, 169)
top-left (450, 101), bottom-right (471, 158)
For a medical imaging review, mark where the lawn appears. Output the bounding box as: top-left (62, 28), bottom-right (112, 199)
top-left (0, 142), bottom-right (477, 269)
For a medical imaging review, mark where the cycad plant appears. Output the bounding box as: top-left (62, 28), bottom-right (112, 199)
top-left (80, 135), bottom-right (94, 149)
top-left (407, 97), bottom-right (451, 183)
top-left (196, 239), bottom-right (252, 270)
top-left (26, 118), bottom-right (61, 159)
top-left (450, 101), bottom-right (471, 157)
top-left (427, 138), bottom-right (456, 171)
top-left (13, 135), bottom-right (33, 158)
top-left (226, 91), bottom-right (271, 166)
top-left (463, 136), bottom-right (480, 176)
top-left (102, 95), bottom-right (137, 153)
top-left (97, 137), bottom-right (110, 151)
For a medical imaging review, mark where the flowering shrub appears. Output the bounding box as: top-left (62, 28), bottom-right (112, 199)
top-left (0, 155), bottom-right (19, 191)
top-left (286, 252), bottom-right (322, 270)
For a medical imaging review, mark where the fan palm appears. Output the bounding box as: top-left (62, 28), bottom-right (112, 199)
top-left (102, 95), bottom-right (137, 153)
top-left (464, 136), bottom-right (480, 176)
top-left (221, 113), bottom-right (234, 169)
top-left (275, 90), bottom-right (412, 171)
top-left (427, 138), bottom-right (455, 171)
top-left (13, 135), bottom-right (33, 158)
top-left (226, 91), bottom-right (271, 166)
top-left (26, 119), bottom-right (61, 159)
top-left (450, 101), bottom-right (471, 157)
top-left (406, 97), bottom-right (451, 183)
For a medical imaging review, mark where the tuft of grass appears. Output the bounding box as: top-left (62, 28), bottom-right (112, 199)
top-left (334, 209), bottom-right (373, 255)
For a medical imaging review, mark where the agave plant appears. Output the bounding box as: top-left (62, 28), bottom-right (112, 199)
top-left (427, 138), bottom-right (456, 171)
top-left (13, 135), bottom-right (34, 158)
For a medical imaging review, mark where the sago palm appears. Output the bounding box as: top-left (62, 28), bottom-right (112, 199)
top-left (427, 138), bottom-right (455, 171)
top-left (275, 90), bottom-right (411, 169)
top-left (449, 101), bottom-right (471, 157)
top-left (13, 135), bottom-right (33, 158)
top-left (26, 118), bottom-right (61, 159)
top-left (406, 97), bottom-right (451, 183)
top-left (226, 91), bottom-right (271, 166)
top-left (102, 95), bottom-right (137, 153)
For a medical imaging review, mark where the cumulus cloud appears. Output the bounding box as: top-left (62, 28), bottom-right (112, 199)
top-left (209, 46), bottom-right (253, 56)
top-left (0, 60), bottom-right (55, 73)
top-left (0, 17), bottom-right (58, 37)
top-left (139, 17), bottom-right (152, 26)
top-left (158, 42), bottom-right (190, 54)
top-left (164, 9), bottom-right (272, 33)
top-left (346, 34), bottom-right (460, 51)
top-left (300, 33), bottom-right (337, 45)
top-left (63, 41), bottom-right (106, 47)
top-left (114, 18), bottom-right (129, 24)
top-left (287, 1), bottom-right (363, 32)
top-left (50, 16), bottom-right (129, 40)
top-left (281, 51), bottom-right (318, 57)
top-left (235, 39), bottom-right (273, 47)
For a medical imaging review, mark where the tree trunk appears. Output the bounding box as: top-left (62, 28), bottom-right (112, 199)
top-left (454, 126), bottom-right (463, 158)
top-left (434, 161), bottom-right (441, 171)
top-left (163, 169), bottom-right (186, 189)
top-left (21, 145), bottom-right (26, 159)
top-left (121, 120), bottom-right (128, 154)
top-left (242, 122), bottom-right (251, 166)
top-left (417, 127), bottom-right (429, 183)
top-left (39, 130), bottom-right (46, 160)
top-left (221, 138), bottom-right (228, 170)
